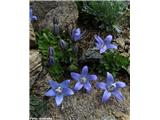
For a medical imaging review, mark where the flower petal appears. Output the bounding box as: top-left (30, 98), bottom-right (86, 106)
top-left (104, 35), bottom-right (113, 44)
top-left (55, 95), bottom-right (64, 106)
top-left (100, 45), bottom-right (107, 54)
top-left (106, 72), bottom-right (114, 85)
top-left (116, 82), bottom-right (126, 88)
top-left (95, 35), bottom-right (104, 45)
top-left (87, 75), bottom-right (97, 81)
top-left (112, 90), bottom-right (124, 101)
top-left (75, 28), bottom-right (81, 35)
top-left (60, 80), bottom-right (70, 88)
top-left (74, 35), bottom-right (81, 41)
top-left (84, 82), bottom-right (92, 93)
top-left (95, 42), bottom-right (101, 49)
top-left (102, 90), bottom-right (111, 102)
top-left (32, 16), bottom-right (37, 21)
top-left (96, 82), bottom-right (107, 90)
top-left (72, 28), bottom-right (81, 41)
top-left (63, 88), bottom-right (74, 96)
top-left (71, 72), bottom-right (81, 81)
top-left (106, 44), bottom-right (117, 49)
top-left (48, 80), bottom-right (59, 89)
top-left (81, 66), bottom-right (88, 76)
top-left (74, 82), bottom-right (83, 91)
top-left (45, 89), bottom-right (55, 97)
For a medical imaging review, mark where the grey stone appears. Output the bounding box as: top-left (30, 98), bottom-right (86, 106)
top-left (30, 23), bottom-right (37, 49)
top-left (114, 37), bottom-right (130, 57)
top-left (79, 48), bottom-right (102, 63)
top-left (31, 1), bottom-right (78, 34)
top-left (30, 50), bottom-right (42, 88)
top-left (100, 116), bottom-right (116, 120)
top-left (30, 1), bottom-right (59, 20)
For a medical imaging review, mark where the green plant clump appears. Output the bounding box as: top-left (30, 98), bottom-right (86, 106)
top-left (36, 29), bottom-right (79, 81)
top-left (30, 95), bottom-right (49, 117)
top-left (80, 1), bottom-right (128, 32)
top-left (99, 52), bottom-right (129, 76)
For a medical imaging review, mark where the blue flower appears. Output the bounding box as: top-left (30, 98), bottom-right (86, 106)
top-left (96, 72), bottom-right (126, 102)
top-left (45, 80), bottom-right (74, 106)
top-left (30, 8), bottom-right (37, 22)
top-left (71, 28), bottom-right (84, 41)
top-left (95, 35), bottom-right (117, 54)
top-left (71, 66), bottom-right (97, 93)
top-left (48, 47), bottom-right (54, 66)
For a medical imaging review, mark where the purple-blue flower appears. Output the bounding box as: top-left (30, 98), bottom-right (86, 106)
top-left (96, 72), bottom-right (126, 102)
top-left (30, 8), bottom-right (37, 22)
top-left (48, 47), bottom-right (54, 66)
top-left (71, 66), bottom-right (97, 93)
top-left (71, 28), bottom-right (84, 41)
top-left (45, 80), bottom-right (74, 106)
top-left (95, 35), bottom-right (117, 54)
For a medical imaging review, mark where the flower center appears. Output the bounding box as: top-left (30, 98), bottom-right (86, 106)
top-left (80, 77), bottom-right (87, 83)
top-left (108, 83), bottom-right (116, 92)
top-left (102, 44), bottom-right (107, 49)
top-left (55, 86), bottom-right (63, 94)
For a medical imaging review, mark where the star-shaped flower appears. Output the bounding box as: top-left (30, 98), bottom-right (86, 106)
top-left (45, 80), bottom-right (74, 106)
top-left (96, 72), bottom-right (126, 102)
top-left (95, 34), bottom-right (117, 54)
top-left (71, 66), bottom-right (97, 93)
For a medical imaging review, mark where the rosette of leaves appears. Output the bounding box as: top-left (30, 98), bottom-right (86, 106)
top-left (98, 52), bottom-right (129, 76)
top-left (78, 1), bottom-right (128, 32)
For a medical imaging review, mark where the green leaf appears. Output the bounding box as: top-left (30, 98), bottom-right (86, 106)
top-left (99, 52), bottom-right (129, 75)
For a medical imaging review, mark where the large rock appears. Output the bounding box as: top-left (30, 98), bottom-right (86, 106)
top-left (30, 50), bottom-right (42, 88)
top-left (79, 48), bottom-right (102, 64)
top-left (30, 23), bottom-right (37, 49)
top-left (31, 1), bottom-right (78, 34)
top-left (30, 1), bottom-right (59, 20)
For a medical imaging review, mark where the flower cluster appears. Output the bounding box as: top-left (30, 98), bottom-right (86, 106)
top-left (42, 28), bottom-right (126, 106)
top-left (29, 12), bottom-right (127, 106)
top-left (45, 66), bottom-right (126, 106)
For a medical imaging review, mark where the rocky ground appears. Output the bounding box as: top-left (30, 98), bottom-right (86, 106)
top-left (30, 1), bottom-right (130, 120)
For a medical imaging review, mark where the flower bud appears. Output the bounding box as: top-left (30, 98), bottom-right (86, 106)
top-left (48, 56), bottom-right (54, 66)
top-left (53, 24), bottom-right (60, 35)
top-left (60, 39), bottom-right (67, 49)
top-left (48, 47), bottom-right (54, 56)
